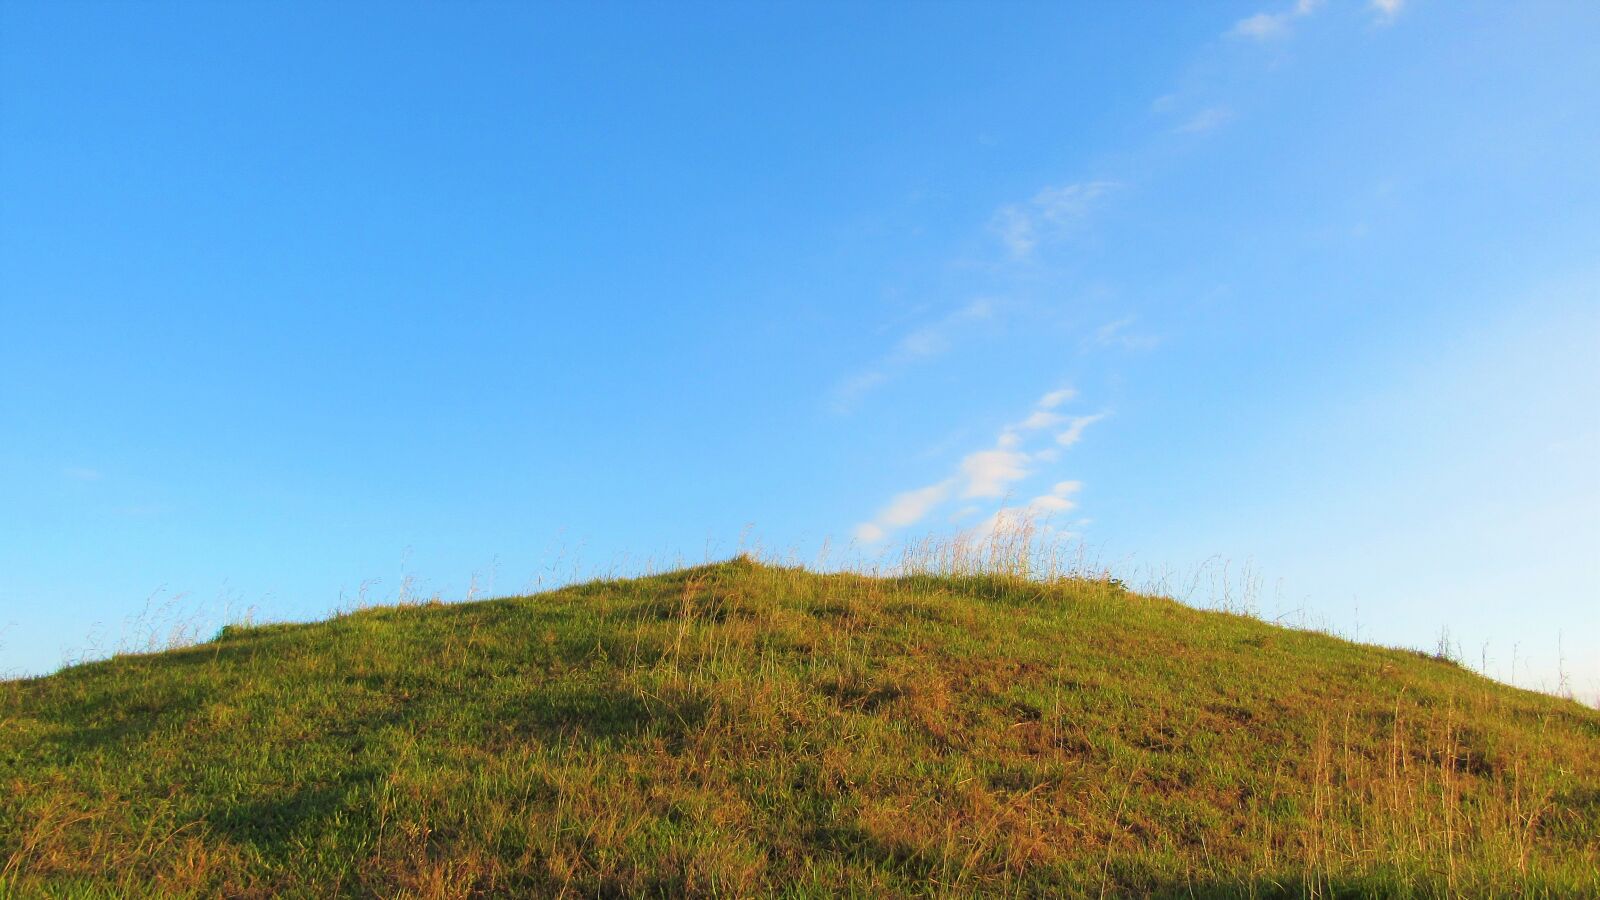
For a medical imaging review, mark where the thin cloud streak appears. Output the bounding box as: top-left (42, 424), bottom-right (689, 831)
top-left (1370, 0), bottom-right (1403, 24)
top-left (1038, 387), bottom-right (1078, 409)
top-left (831, 299), bottom-right (997, 411)
top-left (1056, 414), bottom-right (1106, 448)
top-left (1094, 317), bottom-right (1162, 351)
top-left (1175, 107), bottom-right (1234, 135)
top-left (853, 388), bottom-right (1108, 544)
top-left (854, 480), bottom-right (956, 542)
top-left (991, 181), bottom-right (1118, 259)
top-left (831, 174), bottom-right (1116, 414)
top-left (1229, 0), bottom-right (1324, 41)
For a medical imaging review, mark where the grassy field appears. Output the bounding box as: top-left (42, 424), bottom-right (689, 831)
top-left (3, 555), bottom-right (1597, 897)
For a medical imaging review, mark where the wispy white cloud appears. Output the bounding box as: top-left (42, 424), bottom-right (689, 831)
top-left (1056, 413), bottom-right (1107, 447)
top-left (892, 299), bottom-right (994, 363)
top-left (63, 467), bottom-right (103, 482)
top-left (833, 177), bottom-right (1117, 413)
top-left (844, 153), bottom-right (1125, 542)
top-left (1175, 106), bottom-right (1235, 135)
top-left (1229, 0), bottom-right (1324, 41)
top-left (831, 299), bottom-right (997, 410)
top-left (992, 181), bottom-right (1118, 259)
top-left (1037, 387), bottom-right (1078, 409)
top-left (832, 370), bottom-right (888, 405)
top-left (895, 328), bottom-right (950, 360)
top-left (1027, 495), bottom-right (1075, 513)
top-left (1232, 13), bottom-right (1291, 40)
top-left (960, 449), bottom-right (1032, 499)
top-left (1370, 0), bottom-right (1403, 24)
top-left (855, 522), bottom-right (887, 543)
top-left (854, 480), bottom-right (956, 542)
top-left (1094, 316), bottom-right (1162, 351)
top-left (881, 481), bottom-right (956, 526)
top-left (853, 387), bottom-right (1108, 543)
top-left (984, 392), bottom-right (1088, 466)
top-left (1027, 480), bottom-right (1083, 514)
top-left (1017, 410), bottom-right (1064, 431)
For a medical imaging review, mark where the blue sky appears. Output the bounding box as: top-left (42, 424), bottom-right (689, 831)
top-left (2, 1), bottom-right (1596, 698)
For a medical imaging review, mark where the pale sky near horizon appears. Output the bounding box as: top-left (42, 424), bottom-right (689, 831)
top-left (3, 1), bottom-right (1597, 700)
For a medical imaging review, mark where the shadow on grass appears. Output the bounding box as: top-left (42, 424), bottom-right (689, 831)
top-left (493, 683), bottom-right (711, 750)
top-left (23, 684), bottom-right (205, 761)
top-left (209, 766), bottom-right (384, 849)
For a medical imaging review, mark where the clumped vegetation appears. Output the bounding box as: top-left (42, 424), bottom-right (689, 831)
top-left (3, 554), bottom-right (1597, 897)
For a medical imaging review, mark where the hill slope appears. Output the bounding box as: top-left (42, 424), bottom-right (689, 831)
top-left (3, 559), bottom-right (1597, 897)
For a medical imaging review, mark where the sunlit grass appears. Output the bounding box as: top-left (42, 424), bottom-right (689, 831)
top-left (3, 542), bottom-right (1596, 897)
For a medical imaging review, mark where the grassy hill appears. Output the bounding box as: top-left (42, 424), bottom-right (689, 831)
top-left (3, 557), bottom-right (1597, 897)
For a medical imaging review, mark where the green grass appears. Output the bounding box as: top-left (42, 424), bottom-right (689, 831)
top-left (3, 557), bottom-right (1597, 897)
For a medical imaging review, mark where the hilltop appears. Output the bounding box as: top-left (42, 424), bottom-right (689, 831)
top-left (3, 558), bottom-right (1597, 897)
